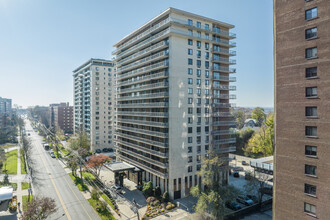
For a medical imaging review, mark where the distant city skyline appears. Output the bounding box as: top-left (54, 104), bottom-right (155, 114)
top-left (0, 0), bottom-right (274, 108)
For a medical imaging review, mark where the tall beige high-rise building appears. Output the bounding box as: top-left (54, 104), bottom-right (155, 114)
top-left (274, 0), bottom-right (330, 219)
top-left (113, 8), bottom-right (236, 199)
top-left (73, 59), bottom-right (115, 152)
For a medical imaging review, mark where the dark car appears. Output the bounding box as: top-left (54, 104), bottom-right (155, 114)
top-left (95, 149), bottom-right (102, 154)
top-left (241, 160), bottom-right (249, 166)
top-left (236, 196), bottom-right (254, 206)
top-left (102, 148), bottom-right (108, 152)
top-left (50, 152), bottom-right (56, 158)
top-left (225, 201), bottom-right (241, 211)
top-left (108, 148), bottom-right (114, 152)
top-left (247, 194), bottom-right (258, 203)
top-left (233, 171), bottom-right (240, 178)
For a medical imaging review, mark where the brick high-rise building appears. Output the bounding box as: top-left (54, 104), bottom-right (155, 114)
top-left (113, 8), bottom-right (236, 199)
top-left (274, 0), bottom-right (330, 219)
top-left (49, 103), bottom-right (73, 134)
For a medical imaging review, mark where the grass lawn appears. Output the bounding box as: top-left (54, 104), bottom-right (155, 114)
top-left (2, 150), bottom-right (18, 174)
top-left (82, 172), bottom-right (96, 183)
top-left (21, 182), bottom-right (29, 190)
top-left (0, 144), bottom-right (15, 149)
top-left (22, 195), bottom-right (33, 211)
top-left (101, 194), bottom-right (115, 209)
top-left (0, 182), bottom-right (17, 190)
top-left (69, 173), bottom-right (88, 191)
top-left (60, 147), bottom-right (69, 156)
top-left (88, 198), bottom-right (116, 220)
top-left (20, 149), bottom-right (27, 174)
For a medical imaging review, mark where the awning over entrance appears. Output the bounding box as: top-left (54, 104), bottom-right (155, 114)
top-left (0, 187), bottom-right (13, 202)
top-left (104, 161), bottom-right (136, 172)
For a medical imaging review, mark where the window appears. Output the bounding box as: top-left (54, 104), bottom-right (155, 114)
top-left (188, 88), bottom-right (193, 94)
top-left (188, 29), bottom-right (193, 36)
top-left (205, 52), bottom-right (209, 59)
top-left (197, 165), bottom-right (201, 171)
top-left (205, 89), bottom-right (210, 96)
top-left (305, 145), bottom-right (317, 156)
top-left (188, 49), bottom-right (193, 55)
top-left (205, 42), bottom-right (209, 49)
top-left (188, 127), bottom-right (192, 134)
top-left (205, 126), bottom-right (209, 133)
top-left (306, 47), bottom-right (317, 59)
top-left (197, 155), bottom-right (201, 162)
top-left (197, 136), bottom-right (201, 144)
top-left (205, 70), bottom-right (209, 78)
top-left (188, 98), bottom-right (193, 104)
top-left (188, 146), bottom-right (192, 153)
top-left (205, 80), bottom-right (209, 86)
top-left (188, 137), bottom-right (193, 143)
top-left (205, 33), bottom-right (209, 40)
top-left (197, 50), bottom-right (201, 57)
top-left (306, 67), bottom-right (317, 78)
top-left (188, 166), bottom-right (193, 172)
top-left (188, 78), bottom-right (193, 84)
top-left (305, 164), bottom-right (317, 176)
top-left (188, 117), bottom-right (193, 124)
top-left (304, 203), bottom-right (316, 215)
top-left (205, 98), bottom-right (209, 105)
top-left (188, 58), bottom-right (193, 65)
top-left (306, 107), bottom-right (317, 117)
top-left (196, 108), bottom-right (201, 114)
top-left (188, 156), bottom-right (193, 163)
top-left (197, 31), bottom-right (201, 38)
top-left (306, 126), bottom-right (317, 137)
top-left (197, 69), bottom-right (201, 77)
top-left (196, 21), bottom-right (201, 28)
top-left (188, 39), bottom-right (193, 45)
top-left (305, 8), bottom-right (317, 20)
top-left (197, 98), bottom-right (201, 105)
top-left (197, 60), bottom-right (201, 67)
top-left (305, 184), bottom-right (316, 196)
top-left (205, 61), bottom-right (209, 69)
top-left (305, 27), bottom-right (317, 39)
top-left (188, 68), bottom-right (193, 75)
top-left (205, 24), bottom-right (209, 30)
top-left (197, 79), bottom-right (201, 86)
top-left (197, 41), bottom-right (201, 48)
top-left (197, 145), bottom-right (201, 153)
top-left (196, 126), bottom-right (201, 133)
top-left (188, 107), bottom-right (193, 114)
top-left (306, 87), bottom-right (317, 97)
top-left (188, 19), bottom-right (193, 26)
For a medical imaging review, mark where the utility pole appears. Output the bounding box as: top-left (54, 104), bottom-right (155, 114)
top-left (132, 198), bottom-right (140, 220)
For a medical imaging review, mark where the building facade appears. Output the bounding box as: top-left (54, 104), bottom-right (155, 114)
top-left (73, 59), bottom-right (115, 152)
top-left (274, 0), bottom-right (330, 219)
top-left (49, 103), bottom-right (74, 134)
top-left (0, 97), bottom-right (12, 115)
top-left (113, 8), bottom-right (236, 199)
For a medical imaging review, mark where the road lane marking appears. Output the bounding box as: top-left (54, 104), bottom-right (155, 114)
top-left (36, 142), bottom-right (72, 220)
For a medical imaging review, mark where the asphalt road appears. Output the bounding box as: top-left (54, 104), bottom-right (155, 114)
top-left (24, 119), bottom-right (100, 220)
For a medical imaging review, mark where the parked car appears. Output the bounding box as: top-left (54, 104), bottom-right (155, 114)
top-left (244, 172), bottom-right (253, 180)
top-left (95, 149), bottom-right (102, 154)
top-left (102, 148), bottom-right (108, 152)
top-left (236, 196), bottom-right (254, 206)
top-left (233, 171), bottom-right (240, 178)
top-left (241, 161), bottom-right (249, 166)
top-left (111, 185), bottom-right (122, 194)
top-left (225, 201), bottom-right (242, 211)
top-left (108, 148), bottom-right (114, 152)
top-left (233, 166), bottom-right (244, 171)
top-left (50, 152), bottom-right (56, 158)
top-left (246, 194), bottom-right (258, 203)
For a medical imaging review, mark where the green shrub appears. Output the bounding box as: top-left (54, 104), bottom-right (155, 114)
top-left (142, 181), bottom-right (153, 197)
top-left (154, 186), bottom-right (161, 197)
top-left (166, 204), bottom-right (172, 210)
top-left (91, 188), bottom-right (100, 200)
top-left (153, 200), bottom-right (160, 207)
top-left (162, 191), bottom-right (169, 203)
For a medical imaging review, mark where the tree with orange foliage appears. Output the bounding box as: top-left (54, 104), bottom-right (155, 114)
top-left (87, 154), bottom-right (111, 176)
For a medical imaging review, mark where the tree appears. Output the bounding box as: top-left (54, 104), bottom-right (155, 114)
top-left (251, 107), bottom-right (266, 126)
top-left (234, 128), bottom-right (255, 156)
top-left (21, 196), bottom-right (58, 220)
top-left (87, 154), bottom-right (110, 177)
top-left (66, 155), bottom-right (79, 176)
top-left (0, 148), bottom-right (6, 169)
top-left (190, 153), bottom-right (241, 220)
top-left (154, 186), bottom-right (161, 197)
top-left (235, 111), bottom-right (245, 129)
top-left (162, 191), bottom-right (169, 203)
top-left (55, 128), bottom-right (65, 141)
top-left (244, 114), bottom-right (274, 158)
top-left (142, 181), bottom-right (153, 197)
top-left (244, 171), bottom-right (272, 209)
top-left (91, 188), bottom-right (100, 200)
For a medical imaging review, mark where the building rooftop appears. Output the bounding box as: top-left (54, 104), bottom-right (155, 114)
top-left (104, 161), bottom-right (136, 172)
top-left (73, 58), bottom-right (114, 73)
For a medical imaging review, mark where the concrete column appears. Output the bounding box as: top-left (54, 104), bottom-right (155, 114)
top-left (160, 178), bottom-right (164, 194)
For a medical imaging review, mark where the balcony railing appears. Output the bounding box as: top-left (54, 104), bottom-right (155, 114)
top-left (117, 118), bottom-right (168, 127)
top-left (116, 102), bottom-right (168, 108)
top-left (212, 138), bottom-right (236, 145)
top-left (116, 132), bottom-right (168, 148)
top-left (118, 82), bottom-right (169, 94)
top-left (117, 140), bottom-right (168, 157)
top-left (117, 71), bottom-right (168, 86)
top-left (212, 57), bottom-right (236, 64)
top-left (116, 125), bottom-right (168, 138)
top-left (212, 120), bottom-right (236, 126)
top-left (117, 111), bottom-right (169, 117)
top-left (211, 66), bottom-right (236, 73)
top-left (212, 47), bottom-right (236, 56)
top-left (213, 76), bottom-right (236, 82)
top-left (118, 61), bottom-right (168, 80)
top-left (218, 146), bottom-right (236, 153)
top-left (117, 92), bottom-right (169, 101)
top-left (211, 130), bottom-right (235, 135)
top-left (212, 94), bottom-right (237, 99)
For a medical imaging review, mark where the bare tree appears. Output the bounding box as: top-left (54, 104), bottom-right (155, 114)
top-left (21, 196), bottom-right (58, 220)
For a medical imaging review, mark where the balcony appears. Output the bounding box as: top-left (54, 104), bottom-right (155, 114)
top-left (211, 112), bottom-right (233, 117)
top-left (212, 57), bottom-right (236, 65)
top-left (117, 91), bottom-right (169, 101)
top-left (116, 132), bottom-right (168, 148)
top-left (117, 118), bottom-right (168, 127)
top-left (118, 71), bottom-right (168, 86)
top-left (218, 146), bottom-right (236, 153)
top-left (211, 66), bottom-right (236, 73)
top-left (117, 140), bottom-right (168, 158)
top-left (117, 61), bottom-right (168, 80)
top-left (212, 138), bottom-right (236, 145)
top-left (211, 130), bottom-right (235, 135)
top-left (116, 125), bottom-right (168, 138)
top-left (118, 82), bottom-right (169, 94)
top-left (116, 102), bottom-right (168, 108)
top-left (117, 111), bottom-right (169, 117)
top-left (213, 76), bottom-right (236, 82)
top-left (212, 47), bottom-right (236, 56)
top-left (212, 120), bottom-right (236, 126)
top-left (211, 103), bottom-right (232, 108)
top-left (212, 94), bottom-right (237, 99)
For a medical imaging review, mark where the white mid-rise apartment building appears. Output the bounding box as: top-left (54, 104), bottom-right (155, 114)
top-left (113, 8), bottom-right (236, 199)
top-left (73, 59), bottom-right (115, 152)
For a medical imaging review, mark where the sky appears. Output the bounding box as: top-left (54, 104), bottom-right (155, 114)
top-left (0, 0), bottom-right (274, 108)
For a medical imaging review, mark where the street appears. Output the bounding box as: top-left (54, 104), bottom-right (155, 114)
top-left (25, 119), bottom-right (100, 220)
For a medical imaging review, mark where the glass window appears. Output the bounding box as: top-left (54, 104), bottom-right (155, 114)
top-left (196, 21), bottom-right (201, 28)
top-left (188, 78), bottom-right (193, 84)
top-left (188, 117), bottom-right (193, 124)
top-left (197, 79), bottom-right (201, 86)
top-left (188, 107), bottom-right (193, 114)
top-left (306, 27), bottom-right (317, 39)
top-left (205, 61), bottom-right (209, 68)
top-left (205, 52), bottom-right (209, 59)
top-left (197, 31), bottom-right (201, 38)
top-left (188, 88), bottom-right (193, 94)
top-left (205, 33), bottom-right (209, 40)
top-left (188, 156), bottom-right (193, 163)
top-left (205, 89), bottom-right (209, 96)
top-left (305, 184), bottom-right (316, 196)
top-left (306, 47), bottom-right (317, 58)
top-left (188, 127), bottom-right (192, 134)
top-left (305, 126), bottom-right (317, 136)
top-left (205, 99), bottom-right (209, 105)
top-left (306, 87), bottom-right (317, 97)
top-left (188, 29), bottom-right (193, 36)
top-left (188, 137), bottom-right (193, 143)
top-left (205, 70), bottom-right (209, 78)
top-left (306, 107), bottom-right (317, 117)
top-left (188, 39), bottom-right (193, 45)
top-left (188, 58), bottom-right (193, 65)
top-left (304, 202), bottom-right (316, 215)
top-left (205, 42), bottom-right (209, 49)
top-left (197, 88), bottom-right (201, 96)
top-left (205, 24), bottom-right (209, 30)
top-left (305, 145), bottom-right (317, 156)
top-left (188, 49), bottom-right (193, 55)
top-left (188, 19), bottom-right (193, 26)
top-left (197, 165), bottom-right (201, 171)
top-left (188, 68), bottom-right (193, 75)
top-left (197, 60), bottom-right (201, 67)
top-left (197, 145), bottom-right (201, 153)
top-left (205, 80), bottom-right (209, 86)
top-left (188, 166), bottom-right (193, 172)
top-left (305, 8), bottom-right (317, 20)
top-left (197, 50), bottom-right (201, 57)
top-left (197, 41), bottom-right (201, 48)
top-left (188, 98), bottom-right (193, 104)
top-left (305, 164), bottom-right (317, 176)
top-left (197, 69), bottom-right (201, 77)
top-left (306, 67), bottom-right (317, 78)
top-left (188, 146), bottom-right (192, 153)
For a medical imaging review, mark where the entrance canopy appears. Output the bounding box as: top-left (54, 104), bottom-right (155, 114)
top-left (104, 161), bottom-right (136, 172)
top-left (0, 187), bottom-right (13, 202)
